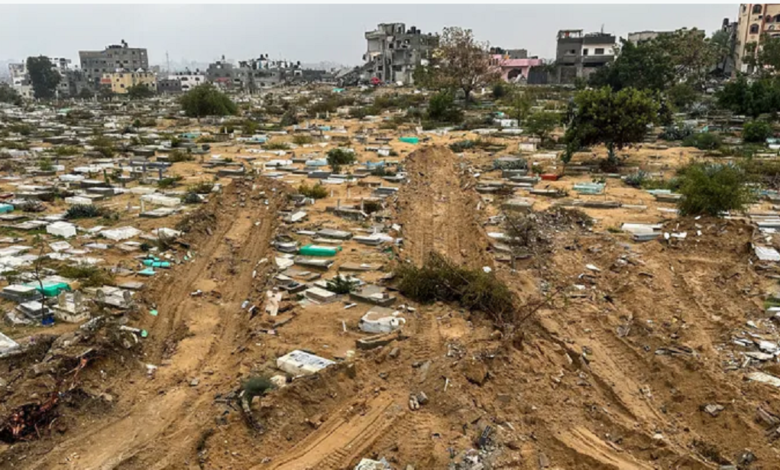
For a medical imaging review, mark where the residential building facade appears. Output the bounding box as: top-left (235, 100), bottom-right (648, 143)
top-left (101, 70), bottom-right (156, 94)
top-left (80, 40), bottom-right (149, 85)
top-left (736, 4), bottom-right (780, 73)
top-left (555, 29), bottom-right (616, 84)
top-left (489, 48), bottom-right (543, 82)
top-left (157, 77), bottom-right (183, 94)
top-left (170, 70), bottom-right (206, 91)
top-left (363, 23), bottom-right (437, 85)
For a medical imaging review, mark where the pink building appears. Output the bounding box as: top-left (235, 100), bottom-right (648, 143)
top-left (491, 54), bottom-right (544, 82)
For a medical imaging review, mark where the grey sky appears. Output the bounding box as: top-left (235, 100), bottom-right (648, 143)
top-left (0, 4), bottom-right (737, 67)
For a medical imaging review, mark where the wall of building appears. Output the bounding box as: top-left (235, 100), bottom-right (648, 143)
top-left (736, 3), bottom-right (780, 72)
top-left (102, 71), bottom-right (156, 94)
top-left (80, 41), bottom-right (149, 85)
top-left (363, 22), bottom-right (437, 85)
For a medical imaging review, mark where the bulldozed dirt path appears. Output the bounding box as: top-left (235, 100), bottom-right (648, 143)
top-left (24, 179), bottom-right (285, 470)
top-left (395, 146), bottom-right (493, 270)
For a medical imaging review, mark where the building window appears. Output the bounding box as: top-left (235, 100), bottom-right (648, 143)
top-left (751, 23), bottom-right (760, 34)
top-left (595, 48), bottom-right (605, 54)
top-left (775, 14), bottom-right (780, 22)
top-left (583, 48), bottom-right (589, 55)
top-left (753, 5), bottom-right (762, 14)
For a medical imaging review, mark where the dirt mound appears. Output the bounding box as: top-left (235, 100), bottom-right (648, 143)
top-left (396, 146), bottom-right (494, 270)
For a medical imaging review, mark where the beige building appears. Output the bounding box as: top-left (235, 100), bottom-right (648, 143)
top-left (736, 3), bottom-right (780, 73)
top-left (100, 70), bottom-right (157, 94)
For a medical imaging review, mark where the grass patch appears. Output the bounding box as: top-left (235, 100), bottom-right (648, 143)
top-left (57, 264), bottom-right (115, 288)
top-left (298, 183), bottom-right (328, 199)
top-left (395, 253), bottom-right (515, 326)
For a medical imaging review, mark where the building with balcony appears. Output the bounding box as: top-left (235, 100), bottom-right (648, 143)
top-left (363, 23), bottom-right (437, 85)
top-left (736, 3), bottom-right (780, 73)
top-left (555, 29), bottom-right (616, 84)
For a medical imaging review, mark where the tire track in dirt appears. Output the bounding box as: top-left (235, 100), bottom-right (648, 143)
top-left (24, 178), bottom-right (286, 470)
top-left (396, 146), bottom-right (493, 270)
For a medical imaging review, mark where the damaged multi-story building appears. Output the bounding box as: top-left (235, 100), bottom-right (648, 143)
top-left (79, 40), bottom-right (149, 86)
top-left (555, 29), bottom-right (616, 84)
top-left (363, 23), bottom-right (438, 85)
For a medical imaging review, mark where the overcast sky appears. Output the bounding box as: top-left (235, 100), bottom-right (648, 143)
top-left (0, 4), bottom-right (737, 67)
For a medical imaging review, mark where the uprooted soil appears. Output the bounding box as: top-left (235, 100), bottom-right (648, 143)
top-left (3, 147), bottom-right (780, 470)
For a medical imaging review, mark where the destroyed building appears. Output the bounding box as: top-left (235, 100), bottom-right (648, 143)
top-left (363, 23), bottom-right (437, 85)
top-left (79, 40), bottom-right (149, 86)
top-left (554, 29), bottom-right (615, 84)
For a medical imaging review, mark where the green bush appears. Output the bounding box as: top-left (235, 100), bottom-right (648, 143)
top-left (624, 170), bottom-right (648, 188)
top-left (168, 149), bottom-right (194, 163)
top-left (426, 90), bottom-right (463, 124)
top-left (659, 124), bottom-right (694, 141)
top-left (88, 135), bottom-right (115, 158)
top-left (54, 146), bottom-right (79, 157)
top-left (242, 376), bottom-right (275, 402)
top-left (38, 158), bottom-right (54, 172)
top-left (743, 120), bottom-right (773, 143)
top-left (491, 82), bottom-right (508, 99)
top-left (179, 84), bottom-right (237, 117)
top-left (158, 175), bottom-right (183, 189)
top-left (188, 180), bottom-right (215, 194)
top-left (363, 200), bottom-right (382, 214)
top-left (682, 132), bottom-right (722, 151)
top-left (65, 204), bottom-right (104, 219)
top-left (265, 140), bottom-right (290, 150)
top-left (677, 163), bottom-right (754, 216)
top-left (57, 264), bottom-right (115, 288)
top-left (327, 148), bottom-right (356, 167)
top-left (326, 275), bottom-right (358, 294)
top-left (395, 253), bottom-right (515, 325)
top-left (298, 183), bottom-right (328, 199)
top-left (183, 191), bottom-right (202, 204)
top-left (292, 134), bottom-right (313, 145)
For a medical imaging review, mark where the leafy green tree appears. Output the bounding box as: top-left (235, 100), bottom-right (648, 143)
top-left (652, 29), bottom-right (717, 88)
top-left (0, 83), bottom-right (22, 105)
top-left (717, 76), bottom-right (780, 117)
top-left (563, 87), bottom-right (660, 164)
top-left (677, 163), bottom-right (753, 216)
top-left (26, 56), bottom-right (61, 100)
top-left (667, 82), bottom-right (698, 110)
top-left (588, 40), bottom-right (674, 92)
top-left (524, 111), bottom-right (559, 146)
top-left (126, 84), bottom-right (155, 100)
top-left (743, 120), bottom-right (773, 143)
top-left (179, 83), bottom-right (237, 118)
top-left (745, 34), bottom-right (780, 74)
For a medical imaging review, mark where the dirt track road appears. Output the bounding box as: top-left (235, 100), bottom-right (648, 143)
top-left (26, 179), bottom-right (283, 470)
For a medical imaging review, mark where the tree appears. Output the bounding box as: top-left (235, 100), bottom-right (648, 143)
top-left (77, 88), bottom-right (94, 100)
top-left (588, 40), bottom-right (674, 93)
top-left (717, 76), bottom-right (780, 117)
top-left (743, 120), bottom-right (773, 143)
top-left (677, 163), bottom-right (753, 217)
top-left (563, 87), bottom-right (660, 165)
top-left (26, 56), bottom-right (61, 100)
top-left (0, 83), bottom-right (22, 106)
top-left (652, 28), bottom-right (718, 88)
top-left (710, 29), bottom-right (736, 76)
top-left (126, 84), bottom-right (155, 100)
top-left (429, 27), bottom-right (500, 102)
top-left (179, 83), bottom-right (237, 118)
top-left (506, 88), bottom-right (535, 122)
top-left (745, 34), bottom-right (780, 74)
top-left (667, 82), bottom-right (698, 110)
top-left (525, 111), bottom-right (559, 147)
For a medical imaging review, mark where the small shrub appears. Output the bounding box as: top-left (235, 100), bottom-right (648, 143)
top-left (326, 275), bottom-right (358, 294)
top-left (624, 170), bottom-right (648, 188)
top-left (659, 124), bottom-right (693, 141)
top-left (682, 133), bottom-right (722, 151)
top-left (183, 192), bottom-right (202, 204)
top-left (57, 264), bottom-right (114, 288)
top-left (363, 200), bottom-right (382, 214)
top-left (292, 134), bottom-right (313, 145)
top-left (677, 163), bottom-right (753, 216)
top-left (280, 108), bottom-right (299, 127)
top-left (743, 120), bottom-right (773, 143)
top-left (65, 204), bottom-right (102, 219)
top-left (38, 158), bottom-right (54, 172)
top-left (327, 148), bottom-right (356, 167)
top-left (491, 82), bottom-right (508, 99)
top-left (168, 149), bottom-right (194, 163)
top-left (242, 376), bottom-right (275, 402)
top-left (188, 180), bottom-right (215, 194)
top-left (395, 253), bottom-right (515, 326)
top-left (265, 140), bottom-right (290, 150)
top-left (157, 175), bottom-right (183, 189)
top-left (54, 146), bottom-right (79, 157)
top-left (298, 183), bottom-right (328, 199)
